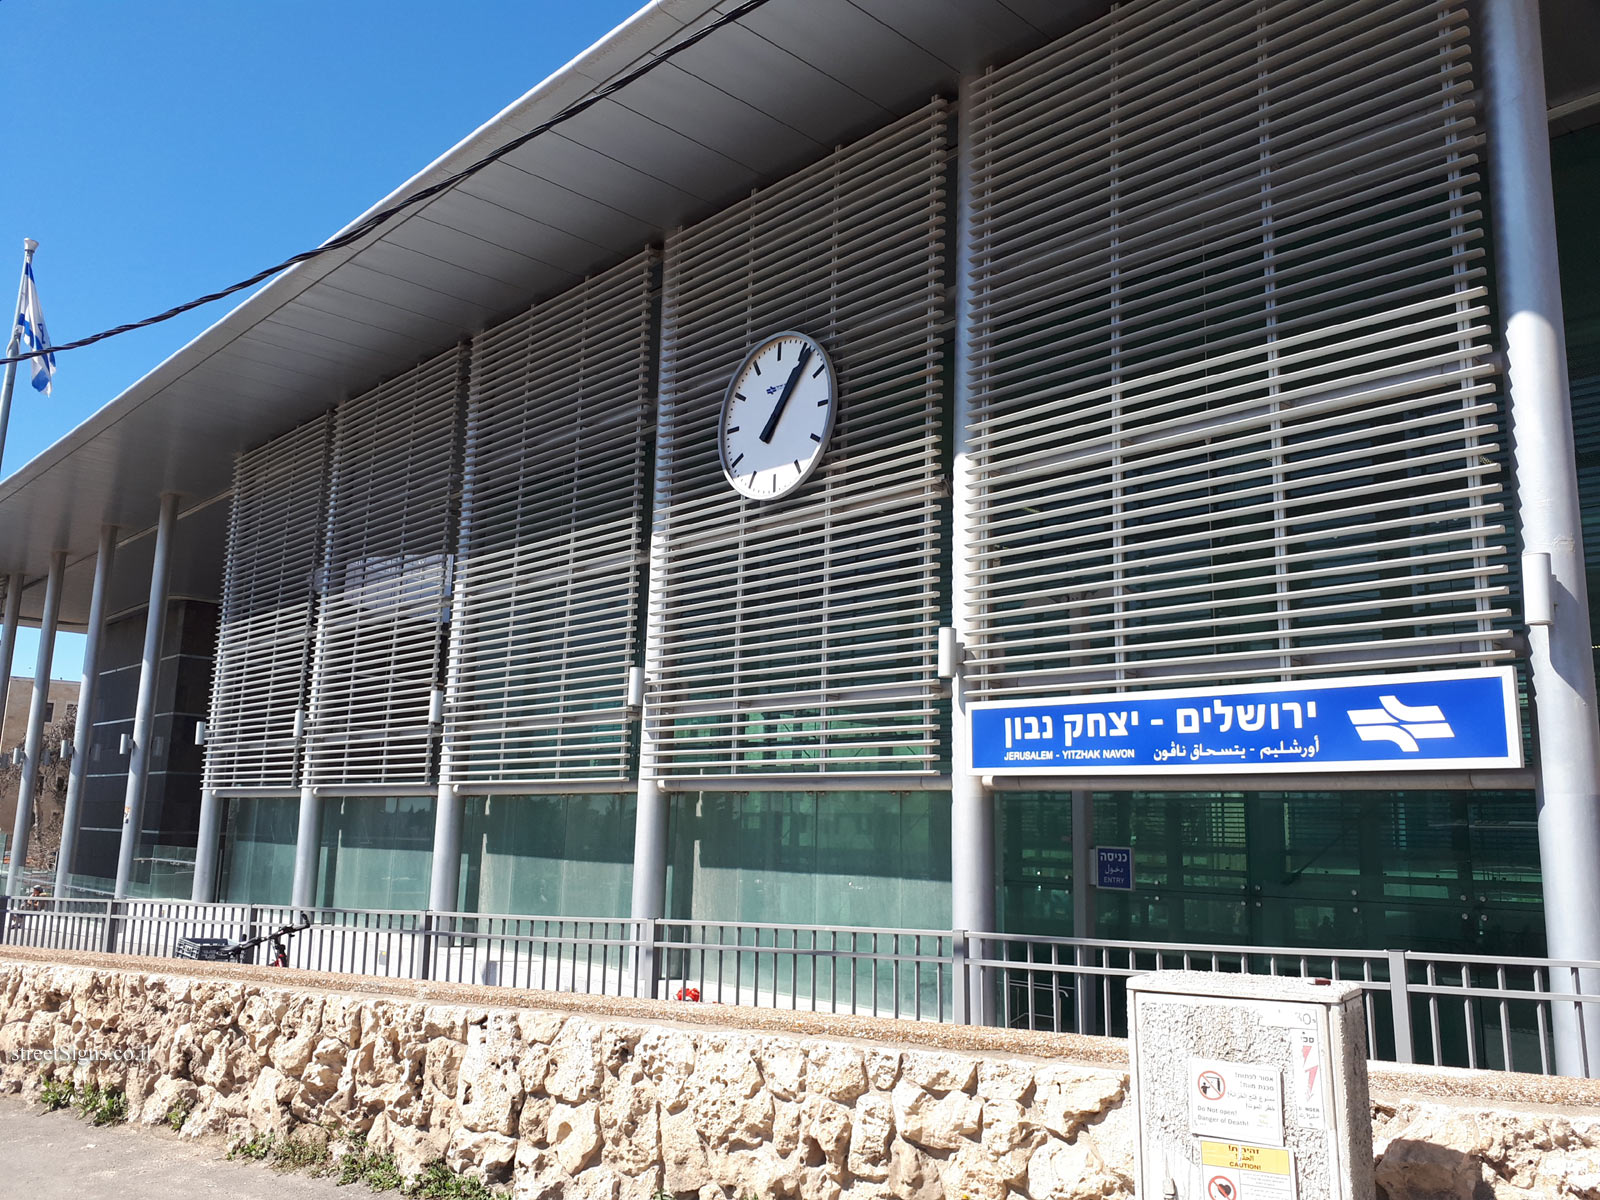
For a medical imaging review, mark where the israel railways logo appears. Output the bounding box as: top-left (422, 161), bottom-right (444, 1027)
top-left (1348, 696), bottom-right (1454, 753)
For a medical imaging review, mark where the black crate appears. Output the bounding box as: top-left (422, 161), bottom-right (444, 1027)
top-left (174, 937), bottom-right (235, 962)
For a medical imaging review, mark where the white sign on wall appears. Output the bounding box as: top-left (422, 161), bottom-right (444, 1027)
top-left (1188, 1058), bottom-right (1285, 1147)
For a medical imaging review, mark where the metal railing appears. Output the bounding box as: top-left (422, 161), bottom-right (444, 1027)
top-left (2, 896), bottom-right (1595, 1077)
top-left (976, 932), bottom-right (1600, 1077)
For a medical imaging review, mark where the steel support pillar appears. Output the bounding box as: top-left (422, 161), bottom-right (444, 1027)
top-left (0, 573), bottom-right (23, 738)
top-left (58, 525), bottom-right (116, 896)
top-left (113, 493), bottom-right (178, 899)
top-left (7, 551), bottom-right (64, 896)
top-left (629, 778), bottom-right (669, 924)
top-left (629, 774), bottom-right (669, 999)
top-left (627, 257), bottom-right (676, 1001)
top-left (1071, 790), bottom-right (1100, 1034)
top-left (291, 784), bottom-right (321, 910)
top-left (190, 789), bottom-right (222, 903)
top-left (1484, 0), bottom-right (1600, 1076)
top-left (428, 782), bottom-right (462, 912)
top-left (949, 75), bottom-right (998, 1026)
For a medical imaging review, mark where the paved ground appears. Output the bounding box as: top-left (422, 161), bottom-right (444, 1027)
top-left (0, 1096), bottom-right (352, 1199)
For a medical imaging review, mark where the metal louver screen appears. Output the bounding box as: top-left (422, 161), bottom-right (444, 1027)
top-left (964, 0), bottom-right (1508, 699)
top-left (649, 101), bottom-right (950, 777)
top-left (444, 252), bottom-right (656, 783)
top-left (306, 347), bottom-right (462, 785)
top-left (204, 415), bottom-right (329, 791)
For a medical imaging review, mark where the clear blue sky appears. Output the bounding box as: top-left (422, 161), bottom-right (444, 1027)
top-left (1, 0), bottom-right (641, 685)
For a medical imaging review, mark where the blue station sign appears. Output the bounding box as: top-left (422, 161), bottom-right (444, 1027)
top-left (969, 667), bottom-right (1521, 776)
top-left (1095, 847), bottom-right (1134, 891)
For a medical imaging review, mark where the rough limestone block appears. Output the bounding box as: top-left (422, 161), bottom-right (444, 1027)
top-left (901, 1048), bottom-right (978, 1094)
top-left (546, 1020), bottom-right (606, 1103)
top-left (547, 1100), bottom-right (601, 1174)
top-left (848, 1092), bottom-right (896, 1180)
top-left (892, 1077), bottom-right (982, 1151)
top-left (806, 1040), bottom-right (869, 1103)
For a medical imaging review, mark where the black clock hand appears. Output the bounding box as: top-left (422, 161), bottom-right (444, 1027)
top-left (758, 345), bottom-right (813, 444)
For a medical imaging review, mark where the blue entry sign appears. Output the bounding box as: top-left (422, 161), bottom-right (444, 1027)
top-left (1096, 846), bottom-right (1134, 891)
top-left (969, 667), bottom-right (1521, 776)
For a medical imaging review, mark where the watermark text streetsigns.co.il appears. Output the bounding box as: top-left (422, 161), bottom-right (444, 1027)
top-left (7, 1046), bottom-right (153, 1064)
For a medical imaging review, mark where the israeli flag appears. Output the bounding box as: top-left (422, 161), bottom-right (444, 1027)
top-left (15, 261), bottom-right (55, 396)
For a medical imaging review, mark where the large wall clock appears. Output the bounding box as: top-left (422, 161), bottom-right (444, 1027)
top-left (717, 331), bottom-right (836, 500)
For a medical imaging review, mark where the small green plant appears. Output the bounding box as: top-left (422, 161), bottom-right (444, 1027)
top-left (229, 1131), bottom-right (276, 1162)
top-left (404, 1160), bottom-right (506, 1199)
top-left (271, 1133), bottom-right (332, 1173)
top-left (164, 1096), bottom-right (194, 1132)
top-left (38, 1075), bottom-right (74, 1112)
top-left (71, 1082), bottom-right (128, 1126)
top-left (331, 1140), bottom-right (405, 1192)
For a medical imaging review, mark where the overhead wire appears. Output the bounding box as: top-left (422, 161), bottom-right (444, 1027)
top-left (0, 0), bottom-right (774, 368)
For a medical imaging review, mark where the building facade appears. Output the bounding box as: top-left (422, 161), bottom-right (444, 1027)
top-left (2, 0), bottom-right (1597, 1023)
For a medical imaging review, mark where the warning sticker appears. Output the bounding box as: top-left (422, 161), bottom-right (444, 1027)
top-left (1199, 1142), bottom-right (1296, 1200)
top-left (1290, 1029), bottom-right (1329, 1126)
top-left (1188, 1058), bottom-right (1285, 1146)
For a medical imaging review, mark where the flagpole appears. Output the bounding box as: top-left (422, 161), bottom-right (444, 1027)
top-left (0, 238), bottom-right (39, 475)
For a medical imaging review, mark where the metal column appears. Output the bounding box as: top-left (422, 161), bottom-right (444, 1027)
top-left (1071, 789), bottom-right (1100, 1033)
top-left (1484, 0), bottom-right (1600, 1076)
top-left (627, 277), bottom-right (677, 999)
top-left (1072, 790), bottom-right (1096, 941)
top-left (7, 551), bottom-right (64, 896)
top-left (57, 525), bottom-right (116, 895)
top-left (113, 493), bottom-right (179, 899)
top-left (428, 782), bottom-right (462, 912)
top-left (0, 573), bottom-right (23, 735)
top-left (290, 784), bottom-right (321, 909)
top-left (428, 346), bottom-right (471, 917)
top-left (950, 76), bottom-right (997, 1024)
top-left (190, 789), bottom-right (222, 902)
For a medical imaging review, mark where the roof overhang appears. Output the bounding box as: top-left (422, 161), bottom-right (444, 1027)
top-left (1, 0), bottom-right (1594, 628)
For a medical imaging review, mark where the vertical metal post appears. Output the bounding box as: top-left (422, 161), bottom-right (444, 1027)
top-left (428, 782), bottom-right (462, 912)
top-left (629, 783), bottom-right (669, 999)
top-left (0, 239), bottom-right (40, 470)
top-left (950, 75), bottom-right (997, 1025)
top-left (290, 784), bottom-right (322, 910)
top-left (114, 492), bottom-right (179, 900)
top-left (1484, 0), bottom-right (1600, 1076)
top-left (1387, 949), bottom-right (1416, 1065)
top-left (7, 550), bottom-right (64, 896)
top-left (1072, 789), bottom-right (1100, 1034)
top-left (0, 573), bottom-right (23, 736)
top-left (58, 525), bottom-right (116, 896)
top-left (429, 343), bottom-right (472, 917)
top-left (951, 928), bottom-right (969, 1025)
top-left (190, 789), bottom-right (223, 903)
top-left (628, 258), bottom-right (676, 999)
top-left (412, 911), bottom-right (434, 982)
top-left (1072, 789), bottom-right (1095, 939)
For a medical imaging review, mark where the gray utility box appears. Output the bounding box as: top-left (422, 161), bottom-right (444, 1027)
top-left (1127, 971), bottom-right (1374, 1200)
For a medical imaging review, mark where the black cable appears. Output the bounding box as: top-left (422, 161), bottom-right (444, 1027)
top-left (1, 0), bottom-right (773, 368)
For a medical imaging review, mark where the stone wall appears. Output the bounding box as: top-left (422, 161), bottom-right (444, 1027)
top-left (0, 953), bottom-right (1596, 1200)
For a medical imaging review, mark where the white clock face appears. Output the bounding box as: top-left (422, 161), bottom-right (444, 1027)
top-left (718, 332), bottom-right (836, 500)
